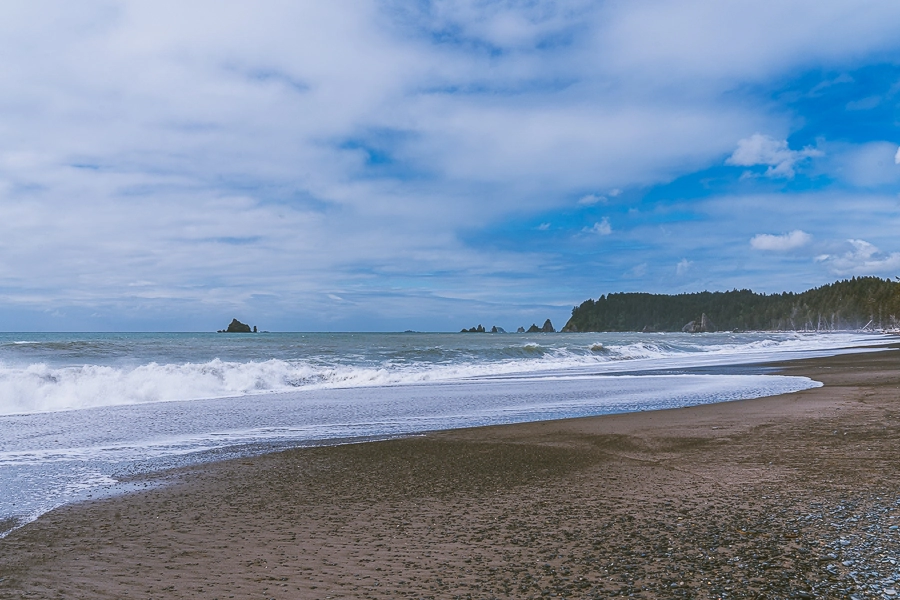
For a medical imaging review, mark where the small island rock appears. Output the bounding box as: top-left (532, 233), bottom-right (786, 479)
top-left (223, 318), bottom-right (253, 333)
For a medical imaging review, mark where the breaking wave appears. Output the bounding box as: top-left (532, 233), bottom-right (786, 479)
top-left (0, 331), bottom-right (887, 415)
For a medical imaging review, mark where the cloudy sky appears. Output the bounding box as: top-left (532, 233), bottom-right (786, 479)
top-left (2, 1), bottom-right (899, 332)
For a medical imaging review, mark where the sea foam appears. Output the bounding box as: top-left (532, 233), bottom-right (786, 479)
top-left (0, 331), bottom-right (888, 415)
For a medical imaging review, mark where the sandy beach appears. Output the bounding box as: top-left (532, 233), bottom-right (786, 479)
top-left (1, 347), bottom-right (899, 599)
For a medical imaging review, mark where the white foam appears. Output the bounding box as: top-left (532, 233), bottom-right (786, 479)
top-left (0, 364), bottom-right (831, 532)
top-left (0, 332), bottom-right (888, 415)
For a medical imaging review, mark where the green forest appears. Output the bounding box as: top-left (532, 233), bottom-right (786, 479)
top-left (562, 277), bottom-right (900, 332)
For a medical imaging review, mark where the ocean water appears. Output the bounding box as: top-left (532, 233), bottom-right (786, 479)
top-left (0, 330), bottom-right (891, 534)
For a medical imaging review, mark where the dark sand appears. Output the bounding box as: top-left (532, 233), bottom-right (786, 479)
top-left (1, 348), bottom-right (899, 599)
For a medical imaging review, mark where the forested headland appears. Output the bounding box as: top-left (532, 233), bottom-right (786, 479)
top-left (562, 277), bottom-right (900, 332)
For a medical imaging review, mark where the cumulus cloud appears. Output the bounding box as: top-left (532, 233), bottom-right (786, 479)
top-left (584, 218), bottom-right (612, 235)
top-left (676, 258), bottom-right (692, 275)
top-left (895, 146), bottom-right (900, 164)
top-left (816, 239), bottom-right (900, 275)
top-left (726, 134), bottom-right (822, 178)
top-left (750, 230), bottom-right (811, 251)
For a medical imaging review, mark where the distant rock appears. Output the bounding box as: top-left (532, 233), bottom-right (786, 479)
top-left (524, 319), bottom-right (556, 333)
top-left (682, 313), bottom-right (716, 333)
top-left (461, 324), bottom-right (509, 333)
top-left (516, 326), bottom-right (526, 333)
top-left (220, 318), bottom-right (253, 333)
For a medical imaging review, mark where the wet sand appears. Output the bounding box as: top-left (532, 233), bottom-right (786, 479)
top-left (1, 347), bottom-right (899, 599)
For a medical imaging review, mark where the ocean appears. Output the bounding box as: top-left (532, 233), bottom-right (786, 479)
top-left (0, 330), bottom-right (890, 535)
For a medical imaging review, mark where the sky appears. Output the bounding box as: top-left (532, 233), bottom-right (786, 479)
top-left (1, 1), bottom-right (899, 332)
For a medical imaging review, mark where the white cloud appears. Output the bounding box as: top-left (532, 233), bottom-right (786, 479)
top-left (726, 134), bottom-right (822, 178)
top-left (895, 146), bottom-right (900, 165)
top-left (750, 230), bottom-right (811, 251)
top-left (1, 2), bottom-right (900, 328)
top-left (596, 1), bottom-right (900, 85)
top-left (626, 263), bottom-right (648, 278)
top-left (676, 258), bottom-right (692, 275)
top-left (816, 239), bottom-right (900, 276)
top-left (577, 194), bottom-right (606, 205)
top-left (846, 96), bottom-right (881, 111)
top-left (584, 218), bottom-right (612, 235)
top-left (537, 222), bottom-right (551, 230)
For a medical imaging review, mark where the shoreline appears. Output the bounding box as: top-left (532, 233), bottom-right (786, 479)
top-left (1, 347), bottom-right (899, 598)
top-left (0, 344), bottom-right (846, 532)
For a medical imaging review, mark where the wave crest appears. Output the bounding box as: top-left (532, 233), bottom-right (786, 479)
top-left (0, 331), bottom-right (886, 415)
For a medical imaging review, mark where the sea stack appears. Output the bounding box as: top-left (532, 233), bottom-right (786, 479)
top-left (221, 318), bottom-right (253, 333)
top-left (682, 313), bottom-right (716, 333)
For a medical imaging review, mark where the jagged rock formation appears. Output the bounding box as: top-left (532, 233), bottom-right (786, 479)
top-left (219, 318), bottom-right (253, 333)
top-left (516, 326), bottom-right (526, 333)
top-left (490, 326), bottom-right (507, 333)
top-left (461, 324), bottom-right (486, 333)
top-left (525, 319), bottom-right (556, 333)
top-left (682, 313), bottom-right (716, 333)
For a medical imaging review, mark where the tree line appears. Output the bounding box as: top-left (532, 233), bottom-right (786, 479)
top-left (562, 277), bottom-right (900, 332)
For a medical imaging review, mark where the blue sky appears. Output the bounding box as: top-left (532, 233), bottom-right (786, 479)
top-left (1, 1), bottom-right (899, 332)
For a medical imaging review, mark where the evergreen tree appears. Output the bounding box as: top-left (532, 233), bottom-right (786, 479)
top-left (563, 277), bottom-right (900, 332)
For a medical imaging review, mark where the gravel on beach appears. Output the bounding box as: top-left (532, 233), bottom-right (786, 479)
top-left (0, 348), bottom-right (898, 599)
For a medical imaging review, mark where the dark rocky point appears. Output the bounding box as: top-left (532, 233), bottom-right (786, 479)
top-left (220, 318), bottom-right (253, 333)
top-left (682, 312), bottom-right (716, 333)
top-left (527, 319), bottom-right (556, 333)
